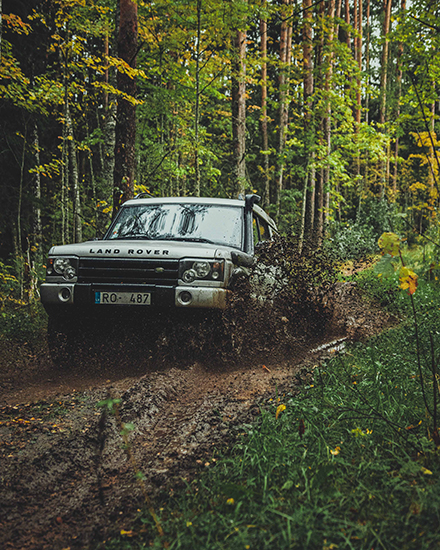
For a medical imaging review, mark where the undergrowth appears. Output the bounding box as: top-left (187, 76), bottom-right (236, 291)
top-left (0, 301), bottom-right (47, 344)
top-left (0, 259), bottom-right (47, 347)
top-left (100, 250), bottom-right (440, 550)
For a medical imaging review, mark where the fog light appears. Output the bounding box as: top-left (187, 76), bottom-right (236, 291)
top-left (59, 287), bottom-right (71, 302)
top-left (179, 291), bottom-right (192, 304)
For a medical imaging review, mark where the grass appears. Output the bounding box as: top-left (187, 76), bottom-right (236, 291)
top-left (98, 259), bottom-right (440, 550)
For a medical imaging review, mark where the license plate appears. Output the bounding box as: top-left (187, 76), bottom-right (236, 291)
top-left (95, 292), bottom-right (151, 305)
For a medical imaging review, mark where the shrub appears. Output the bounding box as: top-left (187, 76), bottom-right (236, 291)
top-left (325, 221), bottom-right (377, 261)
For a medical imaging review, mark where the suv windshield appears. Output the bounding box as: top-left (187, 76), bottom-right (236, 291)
top-left (107, 203), bottom-right (244, 249)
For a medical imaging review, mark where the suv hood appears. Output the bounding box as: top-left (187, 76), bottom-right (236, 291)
top-left (48, 240), bottom-right (237, 261)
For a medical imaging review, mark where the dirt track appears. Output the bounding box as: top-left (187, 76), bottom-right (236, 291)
top-left (0, 282), bottom-right (396, 550)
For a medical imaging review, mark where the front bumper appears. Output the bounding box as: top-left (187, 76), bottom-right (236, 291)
top-left (40, 283), bottom-right (230, 310)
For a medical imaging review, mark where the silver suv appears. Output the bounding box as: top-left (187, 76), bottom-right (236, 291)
top-left (41, 195), bottom-right (278, 364)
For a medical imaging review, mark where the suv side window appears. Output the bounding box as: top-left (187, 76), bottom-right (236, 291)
top-left (253, 214), bottom-right (270, 244)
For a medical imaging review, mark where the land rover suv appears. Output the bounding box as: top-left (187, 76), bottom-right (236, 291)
top-left (41, 194), bottom-right (278, 364)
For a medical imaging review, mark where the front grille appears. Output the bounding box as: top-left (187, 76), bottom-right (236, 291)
top-left (78, 258), bottom-right (179, 285)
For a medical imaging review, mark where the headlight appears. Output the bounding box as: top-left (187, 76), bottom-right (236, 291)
top-left (47, 257), bottom-right (78, 280)
top-left (193, 261), bottom-right (211, 278)
top-left (179, 259), bottom-right (224, 282)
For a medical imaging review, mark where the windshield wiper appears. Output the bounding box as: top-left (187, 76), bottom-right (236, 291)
top-left (112, 234), bottom-right (169, 240)
top-left (169, 237), bottom-right (215, 244)
top-left (110, 235), bottom-right (215, 243)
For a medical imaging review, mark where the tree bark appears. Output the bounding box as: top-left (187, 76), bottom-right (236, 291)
top-left (324, 0), bottom-right (336, 229)
top-left (231, 28), bottom-right (247, 198)
top-left (379, 0), bottom-right (392, 127)
top-left (260, 13), bottom-right (270, 206)
top-left (344, 0), bottom-right (351, 52)
top-left (31, 119), bottom-right (42, 263)
top-left (301, 0), bottom-right (315, 245)
top-left (113, 0), bottom-right (138, 218)
top-left (379, 0), bottom-right (392, 195)
top-left (0, 0), bottom-right (3, 64)
top-left (194, 0), bottom-right (202, 197)
top-left (275, 0), bottom-right (293, 220)
top-left (365, 0), bottom-right (370, 124)
top-left (66, 104), bottom-right (82, 243)
top-left (314, 0), bottom-right (326, 244)
top-left (62, 55), bottom-right (69, 245)
top-left (355, 0), bottom-right (362, 127)
top-left (393, 0), bottom-right (405, 197)
top-left (103, 19), bottom-right (117, 196)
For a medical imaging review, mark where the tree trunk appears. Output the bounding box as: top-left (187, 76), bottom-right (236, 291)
top-left (324, 0), bottom-right (336, 230)
top-left (231, 28), bottom-right (247, 198)
top-left (0, 0), bottom-right (3, 64)
top-left (301, 0), bottom-right (315, 245)
top-left (260, 13), bottom-right (270, 206)
top-left (393, 0), bottom-right (405, 197)
top-left (314, 0), bottom-right (325, 244)
top-left (66, 104), bottom-right (82, 243)
top-left (344, 0), bottom-right (351, 51)
top-left (379, 0), bottom-right (392, 195)
top-left (31, 119), bottom-right (42, 265)
top-left (275, 0), bottom-right (292, 218)
top-left (103, 20), bottom-right (117, 196)
top-left (365, 0), bottom-right (370, 125)
top-left (428, 100), bottom-right (436, 189)
top-left (379, 0), bottom-right (392, 127)
top-left (113, 0), bottom-right (138, 218)
top-left (62, 70), bottom-right (69, 244)
top-left (194, 0), bottom-right (202, 197)
top-left (355, 0), bottom-right (362, 127)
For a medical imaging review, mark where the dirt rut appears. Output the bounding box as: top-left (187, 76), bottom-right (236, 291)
top-left (0, 342), bottom-right (336, 550)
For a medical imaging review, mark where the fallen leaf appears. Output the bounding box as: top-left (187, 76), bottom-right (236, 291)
top-left (276, 404), bottom-right (286, 419)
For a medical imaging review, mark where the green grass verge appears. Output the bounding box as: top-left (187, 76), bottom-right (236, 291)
top-left (99, 273), bottom-right (440, 550)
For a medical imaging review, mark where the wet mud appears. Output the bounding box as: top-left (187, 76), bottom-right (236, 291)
top-left (0, 276), bottom-right (396, 550)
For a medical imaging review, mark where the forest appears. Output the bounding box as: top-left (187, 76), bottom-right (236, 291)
top-left (0, 0), bottom-right (439, 291)
top-left (2, 2), bottom-right (440, 548)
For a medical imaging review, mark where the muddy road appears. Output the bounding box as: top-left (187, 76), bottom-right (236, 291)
top-left (0, 282), bottom-right (396, 550)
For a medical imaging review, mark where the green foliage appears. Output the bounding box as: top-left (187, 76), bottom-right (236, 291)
top-left (357, 198), bottom-right (400, 237)
top-left (0, 301), bottom-right (47, 345)
top-left (325, 221), bottom-right (377, 261)
top-left (266, 189), bottom-right (303, 235)
top-left (354, 267), bottom-right (402, 311)
top-left (0, 258), bottom-right (47, 343)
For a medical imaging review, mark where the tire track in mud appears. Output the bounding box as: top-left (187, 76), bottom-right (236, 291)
top-left (0, 353), bottom-right (318, 550)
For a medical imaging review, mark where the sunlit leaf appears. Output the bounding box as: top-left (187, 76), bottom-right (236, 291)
top-left (399, 266), bottom-right (418, 295)
top-left (378, 232), bottom-right (401, 257)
